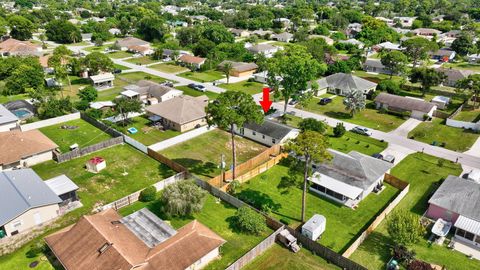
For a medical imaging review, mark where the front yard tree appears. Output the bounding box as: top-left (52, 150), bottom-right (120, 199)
top-left (456, 74), bottom-right (480, 108)
top-left (343, 90), bottom-right (366, 116)
top-left (8, 15), bottom-right (35, 40)
top-left (83, 52), bottom-right (114, 75)
top-left (161, 181), bottom-right (207, 217)
top-left (205, 91), bottom-right (263, 180)
top-left (114, 97), bottom-right (142, 126)
top-left (285, 131), bottom-right (331, 222)
top-left (221, 62), bottom-right (233, 84)
top-left (298, 118), bottom-right (327, 134)
top-left (49, 45), bottom-right (73, 94)
top-left (381, 51), bottom-right (408, 79)
top-left (268, 45), bottom-right (322, 113)
top-left (451, 33), bottom-right (475, 56)
top-left (402, 37), bottom-right (438, 67)
top-left (77, 86), bottom-right (98, 103)
top-left (387, 210), bottom-right (425, 246)
top-left (410, 68), bottom-right (445, 97)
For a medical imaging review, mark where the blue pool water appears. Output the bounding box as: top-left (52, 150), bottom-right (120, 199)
top-left (13, 109), bottom-right (33, 119)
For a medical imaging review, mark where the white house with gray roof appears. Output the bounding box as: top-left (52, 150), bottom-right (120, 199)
top-left (0, 104), bottom-right (19, 132)
top-left (316, 73), bottom-right (377, 96)
top-left (235, 119), bottom-right (299, 146)
top-left (0, 169), bottom-right (61, 238)
top-left (309, 149), bottom-right (393, 208)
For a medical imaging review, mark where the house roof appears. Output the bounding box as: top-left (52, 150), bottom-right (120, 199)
top-left (90, 73), bottom-right (115, 83)
top-left (247, 44), bottom-right (277, 54)
top-left (429, 175), bottom-right (480, 221)
top-left (314, 149), bottom-right (393, 191)
top-left (431, 49), bottom-right (455, 57)
top-left (412, 28), bottom-right (442, 35)
top-left (116, 37), bottom-right (150, 48)
top-left (364, 59), bottom-right (385, 69)
top-left (317, 73), bottom-right (377, 92)
top-left (136, 80), bottom-right (182, 100)
top-left (0, 169), bottom-right (61, 227)
top-left (0, 38), bottom-right (41, 56)
top-left (90, 101), bottom-right (115, 110)
top-left (375, 93), bottom-right (437, 113)
top-left (218, 60), bottom-right (258, 73)
top-left (274, 32), bottom-right (293, 40)
top-left (44, 175), bottom-right (79, 196)
top-left (0, 104), bottom-right (18, 125)
top-left (145, 95), bottom-right (208, 124)
top-left (178, 54), bottom-right (206, 64)
top-left (375, 41), bottom-right (403, 50)
top-left (242, 119), bottom-right (297, 140)
top-left (0, 129), bottom-right (58, 166)
top-left (45, 208), bottom-right (225, 270)
top-left (128, 45), bottom-right (150, 52)
top-left (436, 68), bottom-right (474, 82)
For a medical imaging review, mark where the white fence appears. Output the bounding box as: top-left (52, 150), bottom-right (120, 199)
top-left (149, 126), bottom-right (215, 151)
top-left (20, 112), bottom-right (81, 131)
top-left (446, 118), bottom-right (480, 131)
top-left (123, 135), bottom-right (148, 153)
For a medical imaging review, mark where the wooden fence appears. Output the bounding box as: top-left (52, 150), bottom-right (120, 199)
top-left (80, 113), bottom-right (123, 138)
top-left (147, 148), bottom-right (189, 173)
top-left (342, 174), bottom-right (410, 258)
top-left (54, 136), bottom-right (124, 163)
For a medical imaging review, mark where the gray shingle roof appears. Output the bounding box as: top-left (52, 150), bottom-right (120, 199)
top-left (317, 73), bottom-right (377, 92)
top-left (429, 175), bottom-right (480, 221)
top-left (315, 149), bottom-right (393, 190)
top-left (0, 169), bottom-right (61, 226)
top-left (0, 104), bottom-right (18, 125)
top-left (243, 119), bottom-right (295, 140)
top-left (375, 93), bottom-right (436, 113)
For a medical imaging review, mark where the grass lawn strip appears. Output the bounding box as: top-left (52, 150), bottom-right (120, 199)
top-left (125, 56), bottom-right (161, 65)
top-left (39, 119), bottom-right (112, 153)
top-left (235, 165), bottom-right (399, 252)
top-left (349, 153), bottom-right (480, 270)
top-left (159, 129), bottom-right (268, 180)
top-left (150, 63), bottom-right (189, 73)
top-left (119, 193), bottom-right (273, 270)
top-left (219, 81), bottom-right (265, 95)
top-left (108, 51), bottom-right (133, 59)
top-left (175, 85), bottom-right (219, 100)
top-left (178, 70), bottom-right (225, 82)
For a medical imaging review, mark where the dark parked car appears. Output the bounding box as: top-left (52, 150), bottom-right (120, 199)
top-left (372, 153), bottom-right (383, 160)
top-left (187, 83), bottom-right (206, 92)
top-left (319, 98), bottom-right (332, 105)
top-left (161, 81), bottom-right (174, 87)
top-left (288, 99), bottom-right (299, 106)
top-left (113, 69), bottom-right (122, 74)
top-left (351, 126), bottom-right (372, 136)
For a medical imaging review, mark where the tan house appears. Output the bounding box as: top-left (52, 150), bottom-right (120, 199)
top-left (145, 95), bottom-right (209, 132)
top-left (114, 37), bottom-right (150, 51)
top-left (121, 80), bottom-right (183, 105)
top-left (217, 61), bottom-right (258, 77)
top-left (0, 130), bottom-right (58, 171)
top-left (375, 93), bottom-right (437, 120)
top-left (178, 54), bottom-right (206, 70)
top-left (0, 38), bottom-right (42, 57)
top-left (45, 208), bottom-right (226, 270)
top-left (0, 169), bottom-right (61, 237)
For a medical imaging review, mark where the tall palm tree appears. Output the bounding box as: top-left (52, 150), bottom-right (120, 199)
top-left (222, 62), bottom-right (234, 84)
top-left (343, 90), bottom-right (366, 117)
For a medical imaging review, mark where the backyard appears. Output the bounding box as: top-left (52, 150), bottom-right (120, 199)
top-left (107, 51), bottom-right (133, 59)
top-left (39, 118), bottom-right (112, 153)
top-left (349, 153), bottom-right (480, 270)
top-left (299, 95), bottom-right (406, 132)
top-left (443, 62), bottom-right (480, 72)
top-left (220, 81), bottom-right (265, 95)
top-left (175, 85), bottom-right (219, 100)
top-left (234, 164), bottom-right (400, 252)
top-left (118, 192), bottom-right (273, 270)
top-left (178, 70), bottom-right (225, 82)
top-left (453, 104), bottom-right (480, 122)
top-left (0, 93), bottom-right (29, 104)
top-left (110, 116), bottom-right (181, 146)
top-left (125, 56), bottom-right (161, 65)
top-left (150, 63), bottom-right (189, 73)
top-left (408, 118), bottom-right (479, 152)
top-left (159, 129), bottom-right (268, 179)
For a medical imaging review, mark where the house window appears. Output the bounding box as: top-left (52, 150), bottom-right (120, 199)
top-left (252, 131), bottom-right (256, 136)
top-left (272, 139), bottom-right (276, 144)
top-left (475, 236), bottom-right (480, 245)
top-left (262, 135), bottom-right (265, 139)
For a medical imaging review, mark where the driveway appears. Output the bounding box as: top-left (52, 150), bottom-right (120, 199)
top-left (464, 137), bottom-right (480, 158)
top-left (389, 118), bottom-right (422, 137)
top-left (380, 144), bottom-right (416, 165)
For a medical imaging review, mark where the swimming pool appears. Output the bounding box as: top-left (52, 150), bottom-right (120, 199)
top-left (12, 108), bottom-right (33, 119)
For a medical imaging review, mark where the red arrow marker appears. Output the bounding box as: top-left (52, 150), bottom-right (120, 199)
top-left (259, 87), bottom-right (272, 113)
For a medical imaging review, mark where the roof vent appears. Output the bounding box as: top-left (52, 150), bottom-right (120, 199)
top-left (111, 220), bottom-right (121, 225)
top-left (98, 243), bottom-right (112, 254)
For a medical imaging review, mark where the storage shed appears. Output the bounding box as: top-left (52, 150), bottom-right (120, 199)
top-left (45, 175), bottom-right (79, 206)
top-left (86, 157), bottom-right (106, 173)
top-left (302, 214), bottom-right (326, 241)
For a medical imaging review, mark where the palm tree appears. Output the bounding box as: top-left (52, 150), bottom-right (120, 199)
top-left (343, 90), bottom-right (366, 117)
top-left (222, 62), bottom-right (234, 84)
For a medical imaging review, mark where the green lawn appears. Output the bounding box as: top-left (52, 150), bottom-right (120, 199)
top-left (0, 93), bottom-right (29, 104)
top-left (116, 72), bottom-right (168, 84)
top-left (175, 85), bottom-right (219, 100)
top-left (349, 153), bottom-right (480, 270)
top-left (159, 129), bottom-right (268, 180)
top-left (60, 76), bottom-right (91, 99)
top-left (0, 145), bottom-right (175, 270)
top-left (97, 87), bottom-right (123, 101)
top-left (408, 118), bottom-right (479, 151)
top-left (220, 81), bottom-right (265, 95)
top-left (39, 119), bottom-right (112, 153)
top-left (352, 70), bottom-right (403, 84)
top-left (443, 62), bottom-right (480, 72)
top-left (125, 56), bottom-right (160, 65)
top-left (111, 116), bottom-right (181, 146)
top-left (453, 104), bottom-right (480, 122)
top-left (178, 70), bottom-right (225, 82)
top-left (119, 193), bottom-right (273, 270)
top-left (84, 44), bottom-right (110, 52)
top-left (107, 51), bottom-right (133, 59)
top-left (299, 96), bottom-right (406, 132)
top-left (150, 63), bottom-right (189, 73)
top-left (235, 165), bottom-right (399, 252)
top-left (113, 63), bottom-right (131, 70)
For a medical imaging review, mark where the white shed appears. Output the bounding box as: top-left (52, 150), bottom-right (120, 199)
top-left (302, 214), bottom-right (326, 241)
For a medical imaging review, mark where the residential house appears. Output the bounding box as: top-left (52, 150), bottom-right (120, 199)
top-left (81, 33), bottom-right (92, 42)
top-left (438, 36), bottom-right (457, 48)
top-left (316, 73), bottom-right (377, 96)
top-left (468, 54), bottom-right (480, 64)
top-left (309, 149), bottom-right (393, 208)
top-left (443, 30), bottom-right (461, 38)
top-left (114, 37), bottom-right (151, 53)
top-left (251, 30), bottom-right (273, 38)
top-left (253, 71), bottom-right (282, 84)
top-left (393, 17), bottom-right (416, 28)
top-left (121, 80), bottom-right (183, 105)
top-left (426, 175), bottom-right (480, 250)
top-left (235, 119), bottom-right (299, 146)
top-left (308, 35), bottom-right (334, 45)
top-left (431, 49), bottom-right (456, 62)
top-left (346, 23), bottom-right (362, 38)
top-left (128, 45), bottom-right (154, 56)
top-left (375, 93), bottom-right (437, 120)
top-left (338, 39), bottom-right (365, 49)
top-left (373, 41), bottom-right (403, 52)
top-left (145, 95), bottom-right (209, 132)
top-left (0, 169), bottom-right (61, 237)
top-left (273, 18), bottom-right (291, 29)
top-left (0, 104), bottom-right (19, 132)
top-left (108, 28), bottom-right (121, 36)
top-left (89, 101), bottom-right (115, 110)
top-left (376, 17), bottom-right (394, 25)
top-left (246, 44), bottom-right (279, 58)
top-left (44, 174), bottom-right (79, 206)
top-left (363, 59), bottom-right (392, 75)
top-left (190, 15), bottom-right (209, 24)
top-left (431, 96), bottom-right (451, 110)
top-left (217, 61), bottom-right (258, 77)
top-left (161, 49), bottom-right (190, 61)
top-left (273, 32), bottom-right (294, 43)
top-left (45, 208), bottom-right (226, 270)
top-left (230, 29), bottom-right (250, 38)
top-left (178, 54), bottom-right (206, 70)
top-left (0, 38), bottom-right (42, 57)
top-left (90, 73), bottom-right (115, 89)
top-left (411, 28), bottom-right (442, 38)
top-left (436, 68), bottom-right (474, 87)
top-left (0, 130), bottom-right (58, 171)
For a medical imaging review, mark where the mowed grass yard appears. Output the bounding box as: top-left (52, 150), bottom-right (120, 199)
top-left (178, 70), bottom-right (225, 82)
top-left (349, 153), bottom-right (480, 270)
top-left (150, 63), bottom-right (189, 73)
top-left (125, 56), bottom-right (161, 65)
top-left (453, 104), bottom-right (480, 122)
top-left (119, 193), bottom-right (273, 270)
top-left (159, 129), bottom-right (268, 180)
top-left (220, 81), bottom-right (265, 95)
top-left (235, 165), bottom-right (399, 252)
top-left (299, 95), bottom-right (406, 132)
top-left (111, 116), bottom-right (181, 146)
top-left (175, 85), bottom-right (219, 99)
top-left (408, 118), bottom-right (479, 152)
top-left (39, 119), bottom-right (112, 153)
top-left (107, 51), bottom-right (133, 59)
top-left (243, 243), bottom-right (340, 270)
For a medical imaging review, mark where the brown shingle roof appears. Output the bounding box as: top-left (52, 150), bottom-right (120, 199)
top-left (116, 37), bottom-right (150, 48)
top-left (145, 95), bottom-right (208, 124)
top-left (0, 38), bottom-right (41, 56)
top-left (375, 93), bottom-right (436, 113)
top-left (178, 54), bottom-right (206, 64)
top-left (218, 60), bottom-right (258, 73)
top-left (0, 130), bottom-right (58, 166)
